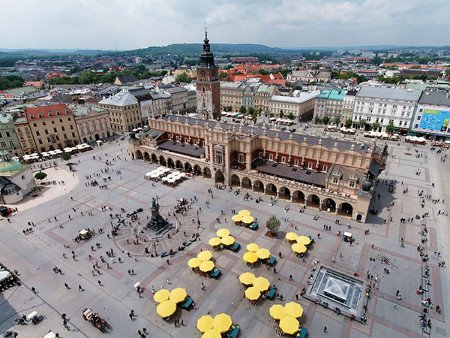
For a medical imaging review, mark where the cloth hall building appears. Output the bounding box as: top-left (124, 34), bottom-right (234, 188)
top-left (128, 34), bottom-right (387, 222)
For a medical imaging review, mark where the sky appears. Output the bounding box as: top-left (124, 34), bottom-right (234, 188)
top-left (2, 0), bottom-right (450, 50)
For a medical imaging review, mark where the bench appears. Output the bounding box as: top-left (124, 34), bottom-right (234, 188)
top-left (180, 296), bottom-right (194, 310)
top-left (209, 268), bottom-right (222, 279)
top-left (227, 324), bottom-right (241, 338)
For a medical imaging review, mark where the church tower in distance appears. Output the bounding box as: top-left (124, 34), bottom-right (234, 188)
top-left (196, 29), bottom-right (221, 120)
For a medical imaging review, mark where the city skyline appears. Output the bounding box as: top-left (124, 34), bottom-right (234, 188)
top-left (2, 0), bottom-right (450, 50)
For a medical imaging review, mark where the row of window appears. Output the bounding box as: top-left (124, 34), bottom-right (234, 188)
top-left (28, 110), bottom-right (67, 119)
top-left (0, 141), bottom-right (15, 147)
top-left (0, 131), bottom-right (12, 138)
top-left (36, 132), bottom-right (77, 144)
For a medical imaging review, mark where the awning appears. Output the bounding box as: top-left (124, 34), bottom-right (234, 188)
top-left (369, 161), bottom-right (380, 176)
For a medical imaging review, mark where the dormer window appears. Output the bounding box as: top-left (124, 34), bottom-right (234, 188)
top-left (38, 114), bottom-right (43, 118)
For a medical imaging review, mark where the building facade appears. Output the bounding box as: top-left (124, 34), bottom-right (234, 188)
top-left (24, 104), bottom-right (80, 152)
top-left (353, 86), bottom-right (422, 132)
top-left (411, 88), bottom-right (450, 139)
top-left (73, 105), bottom-right (112, 143)
top-left (99, 89), bottom-right (141, 133)
top-left (342, 90), bottom-right (357, 123)
top-left (0, 113), bottom-right (22, 156)
top-left (129, 115), bottom-right (387, 222)
top-left (254, 84), bottom-right (279, 114)
top-left (269, 92), bottom-right (319, 120)
top-left (196, 31), bottom-right (221, 120)
top-left (287, 69), bottom-right (331, 83)
top-left (14, 118), bottom-right (37, 155)
top-left (314, 89), bottom-right (346, 121)
top-left (220, 82), bottom-right (244, 112)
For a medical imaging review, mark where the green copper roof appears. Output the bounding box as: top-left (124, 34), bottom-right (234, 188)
top-left (0, 159), bottom-right (23, 175)
top-left (317, 89), bottom-right (346, 101)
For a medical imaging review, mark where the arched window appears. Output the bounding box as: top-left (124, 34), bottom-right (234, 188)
top-left (214, 145), bottom-right (223, 165)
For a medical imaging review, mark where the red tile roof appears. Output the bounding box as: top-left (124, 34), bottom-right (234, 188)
top-left (25, 104), bottom-right (73, 121)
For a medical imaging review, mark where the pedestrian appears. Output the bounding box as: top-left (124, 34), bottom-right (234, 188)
top-left (98, 280), bottom-right (103, 286)
top-left (64, 282), bottom-right (70, 289)
top-left (324, 326), bottom-right (328, 333)
top-left (201, 282), bottom-right (205, 290)
top-left (31, 287), bottom-right (36, 293)
top-left (78, 285), bottom-right (83, 291)
top-left (289, 274), bottom-right (293, 281)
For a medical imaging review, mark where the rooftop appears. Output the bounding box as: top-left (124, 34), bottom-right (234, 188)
top-left (25, 104), bottom-right (73, 121)
top-left (159, 115), bottom-right (373, 154)
top-left (252, 159), bottom-right (327, 187)
top-left (271, 91), bottom-right (320, 104)
top-left (157, 139), bottom-right (204, 158)
top-left (99, 89), bottom-right (138, 106)
top-left (317, 89), bottom-right (347, 101)
top-left (356, 86), bottom-right (422, 102)
top-left (418, 89), bottom-right (450, 106)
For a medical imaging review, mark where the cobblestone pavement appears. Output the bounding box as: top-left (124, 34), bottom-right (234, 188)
top-left (0, 139), bottom-right (448, 338)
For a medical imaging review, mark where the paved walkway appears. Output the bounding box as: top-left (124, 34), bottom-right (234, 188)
top-left (0, 139), bottom-right (448, 338)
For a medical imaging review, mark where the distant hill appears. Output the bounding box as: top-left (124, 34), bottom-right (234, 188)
top-left (114, 43), bottom-right (286, 57)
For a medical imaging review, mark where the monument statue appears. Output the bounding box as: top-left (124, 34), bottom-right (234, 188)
top-left (146, 196), bottom-right (170, 233)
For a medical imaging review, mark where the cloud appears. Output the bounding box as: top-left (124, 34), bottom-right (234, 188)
top-left (1, 0), bottom-right (449, 49)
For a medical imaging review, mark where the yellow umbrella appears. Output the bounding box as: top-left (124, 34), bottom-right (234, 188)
top-left (241, 215), bottom-right (255, 224)
top-left (232, 214), bottom-right (242, 223)
top-left (197, 315), bottom-right (214, 333)
top-left (239, 272), bottom-right (256, 285)
top-left (209, 237), bottom-right (222, 247)
top-left (296, 235), bottom-right (311, 246)
top-left (188, 257), bottom-right (202, 268)
top-left (270, 304), bottom-right (287, 320)
top-left (238, 210), bottom-right (251, 217)
top-left (197, 250), bottom-right (213, 261)
top-left (246, 243), bottom-right (259, 252)
top-left (285, 302), bottom-right (303, 318)
top-left (156, 300), bottom-right (177, 318)
top-left (216, 228), bottom-right (230, 237)
top-left (169, 287), bottom-right (187, 303)
top-left (243, 251), bottom-right (258, 264)
top-left (153, 289), bottom-right (170, 303)
top-left (291, 243), bottom-right (307, 254)
top-left (285, 232), bottom-right (298, 241)
top-left (213, 313), bottom-right (233, 333)
top-left (202, 328), bottom-right (221, 338)
top-left (256, 248), bottom-right (271, 260)
top-left (245, 286), bottom-right (261, 301)
top-left (253, 276), bottom-right (270, 292)
top-left (199, 260), bottom-right (215, 272)
top-left (279, 315), bottom-right (299, 335)
top-left (221, 235), bottom-right (235, 246)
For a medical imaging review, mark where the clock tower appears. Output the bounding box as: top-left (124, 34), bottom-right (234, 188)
top-left (196, 30), bottom-right (221, 120)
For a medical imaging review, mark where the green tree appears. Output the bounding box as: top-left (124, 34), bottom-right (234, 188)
top-left (334, 115), bottom-right (341, 126)
top-left (287, 112), bottom-right (295, 120)
top-left (60, 152), bottom-right (71, 161)
top-left (345, 118), bottom-right (353, 128)
top-left (239, 106), bottom-right (247, 114)
top-left (0, 75), bottom-right (24, 90)
top-left (322, 115), bottom-right (330, 125)
top-left (175, 72), bottom-right (192, 83)
top-left (359, 119), bottom-right (367, 130)
top-left (386, 122), bottom-right (395, 134)
top-left (446, 68), bottom-right (450, 76)
top-left (279, 110), bottom-right (284, 118)
top-left (258, 69), bottom-right (269, 75)
top-left (220, 72), bottom-right (228, 79)
top-left (314, 116), bottom-right (322, 124)
top-left (34, 171), bottom-right (47, 180)
top-left (266, 215), bottom-right (280, 235)
top-left (34, 171), bottom-right (47, 188)
top-left (372, 122), bottom-right (381, 132)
